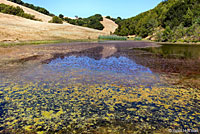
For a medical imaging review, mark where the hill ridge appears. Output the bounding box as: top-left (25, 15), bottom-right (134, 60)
top-left (0, 0), bottom-right (52, 22)
top-left (115, 0), bottom-right (200, 42)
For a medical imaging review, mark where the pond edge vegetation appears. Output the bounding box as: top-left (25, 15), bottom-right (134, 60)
top-left (98, 35), bottom-right (127, 41)
top-left (0, 39), bottom-right (100, 47)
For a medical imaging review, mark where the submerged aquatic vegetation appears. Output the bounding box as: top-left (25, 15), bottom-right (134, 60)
top-left (0, 54), bottom-right (199, 133)
top-left (0, 81), bottom-right (199, 133)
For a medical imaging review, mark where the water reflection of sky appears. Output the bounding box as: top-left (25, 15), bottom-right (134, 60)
top-left (46, 56), bottom-right (160, 86)
top-left (0, 56), bottom-right (160, 87)
top-left (49, 56), bottom-right (152, 75)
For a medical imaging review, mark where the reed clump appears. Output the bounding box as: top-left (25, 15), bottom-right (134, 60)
top-left (98, 35), bottom-right (127, 40)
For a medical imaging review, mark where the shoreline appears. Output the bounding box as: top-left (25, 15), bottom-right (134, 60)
top-left (1, 39), bottom-right (200, 47)
top-left (155, 41), bottom-right (200, 45)
top-left (0, 40), bottom-right (199, 93)
top-left (0, 41), bottom-right (157, 71)
top-left (0, 39), bottom-right (99, 47)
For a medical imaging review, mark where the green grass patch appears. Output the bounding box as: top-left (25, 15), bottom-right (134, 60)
top-left (134, 37), bottom-right (142, 41)
top-left (98, 35), bottom-right (127, 40)
top-left (0, 39), bottom-right (98, 47)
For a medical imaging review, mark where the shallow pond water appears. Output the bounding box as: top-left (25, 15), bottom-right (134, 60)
top-left (138, 44), bottom-right (200, 59)
top-left (0, 42), bottom-right (199, 133)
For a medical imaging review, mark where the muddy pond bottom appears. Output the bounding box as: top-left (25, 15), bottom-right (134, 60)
top-left (0, 56), bottom-right (199, 133)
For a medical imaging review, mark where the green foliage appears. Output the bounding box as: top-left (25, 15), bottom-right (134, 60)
top-left (136, 13), bottom-right (159, 38)
top-left (183, 8), bottom-right (194, 27)
top-left (59, 14), bottom-right (64, 19)
top-left (98, 35), bottom-right (127, 40)
top-left (115, 0), bottom-right (200, 42)
top-left (8, 0), bottom-right (54, 16)
top-left (49, 16), bottom-right (63, 24)
top-left (193, 17), bottom-right (200, 24)
top-left (0, 4), bottom-right (37, 20)
top-left (134, 37), bottom-right (142, 41)
top-left (64, 14), bottom-right (104, 30)
top-left (156, 23), bottom-right (200, 42)
top-left (105, 16), bottom-right (111, 19)
top-left (114, 11), bottom-right (149, 36)
top-left (171, 24), bottom-right (186, 41)
top-left (106, 16), bottom-right (123, 25)
top-left (162, 26), bottom-right (172, 42)
top-left (185, 23), bottom-right (200, 42)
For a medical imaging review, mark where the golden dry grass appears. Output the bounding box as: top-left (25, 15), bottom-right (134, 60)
top-left (100, 17), bottom-right (118, 34)
top-left (0, 0), bottom-right (118, 42)
top-left (0, 0), bottom-right (52, 22)
top-left (0, 13), bottom-right (106, 42)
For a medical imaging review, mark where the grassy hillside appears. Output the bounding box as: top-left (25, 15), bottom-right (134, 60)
top-left (0, 0), bottom-right (120, 42)
top-left (8, 0), bottom-right (54, 16)
top-left (0, 12), bottom-right (106, 42)
top-left (105, 16), bottom-right (123, 25)
top-left (3, 0), bottom-right (119, 32)
top-left (0, 3), bottom-right (38, 20)
top-left (1, 0), bottom-right (52, 22)
top-left (115, 0), bottom-right (200, 42)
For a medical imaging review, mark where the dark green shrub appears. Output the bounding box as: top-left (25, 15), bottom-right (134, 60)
top-left (106, 16), bottom-right (123, 25)
top-left (105, 16), bottom-right (111, 19)
top-left (49, 16), bottom-right (63, 24)
top-left (64, 14), bottom-right (104, 30)
top-left (59, 14), bottom-right (64, 19)
top-left (21, 13), bottom-right (35, 20)
top-left (0, 4), bottom-right (36, 20)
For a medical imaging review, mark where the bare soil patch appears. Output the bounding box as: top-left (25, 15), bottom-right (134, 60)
top-left (100, 17), bottom-right (118, 34)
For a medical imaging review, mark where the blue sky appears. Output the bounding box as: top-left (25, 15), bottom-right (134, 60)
top-left (23, 0), bottom-right (162, 19)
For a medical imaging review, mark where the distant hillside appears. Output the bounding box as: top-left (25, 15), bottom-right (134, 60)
top-left (105, 16), bottom-right (122, 25)
top-left (115, 0), bottom-right (200, 42)
top-left (0, 0), bottom-right (52, 22)
top-left (100, 17), bottom-right (118, 34)
top-left (0, 3), bottom-right (38, 20)
top-left (64, 15), bottom-right (118, 33)
top-left (64, 14), bottom-right (105, 30)
top-left (8, 0), bottom-right (54, 16)
top-left (0, 13), bottom-right (105, 42)
top-left (0, 0), bottom-right (111, 42)
top-left (1, 0), bottom-right (118, 32)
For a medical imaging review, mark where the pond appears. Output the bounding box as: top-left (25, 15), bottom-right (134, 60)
top-left (137, 44), bottom-right (200, 59)
top-left (0, 42), bottom-right (199, 133)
